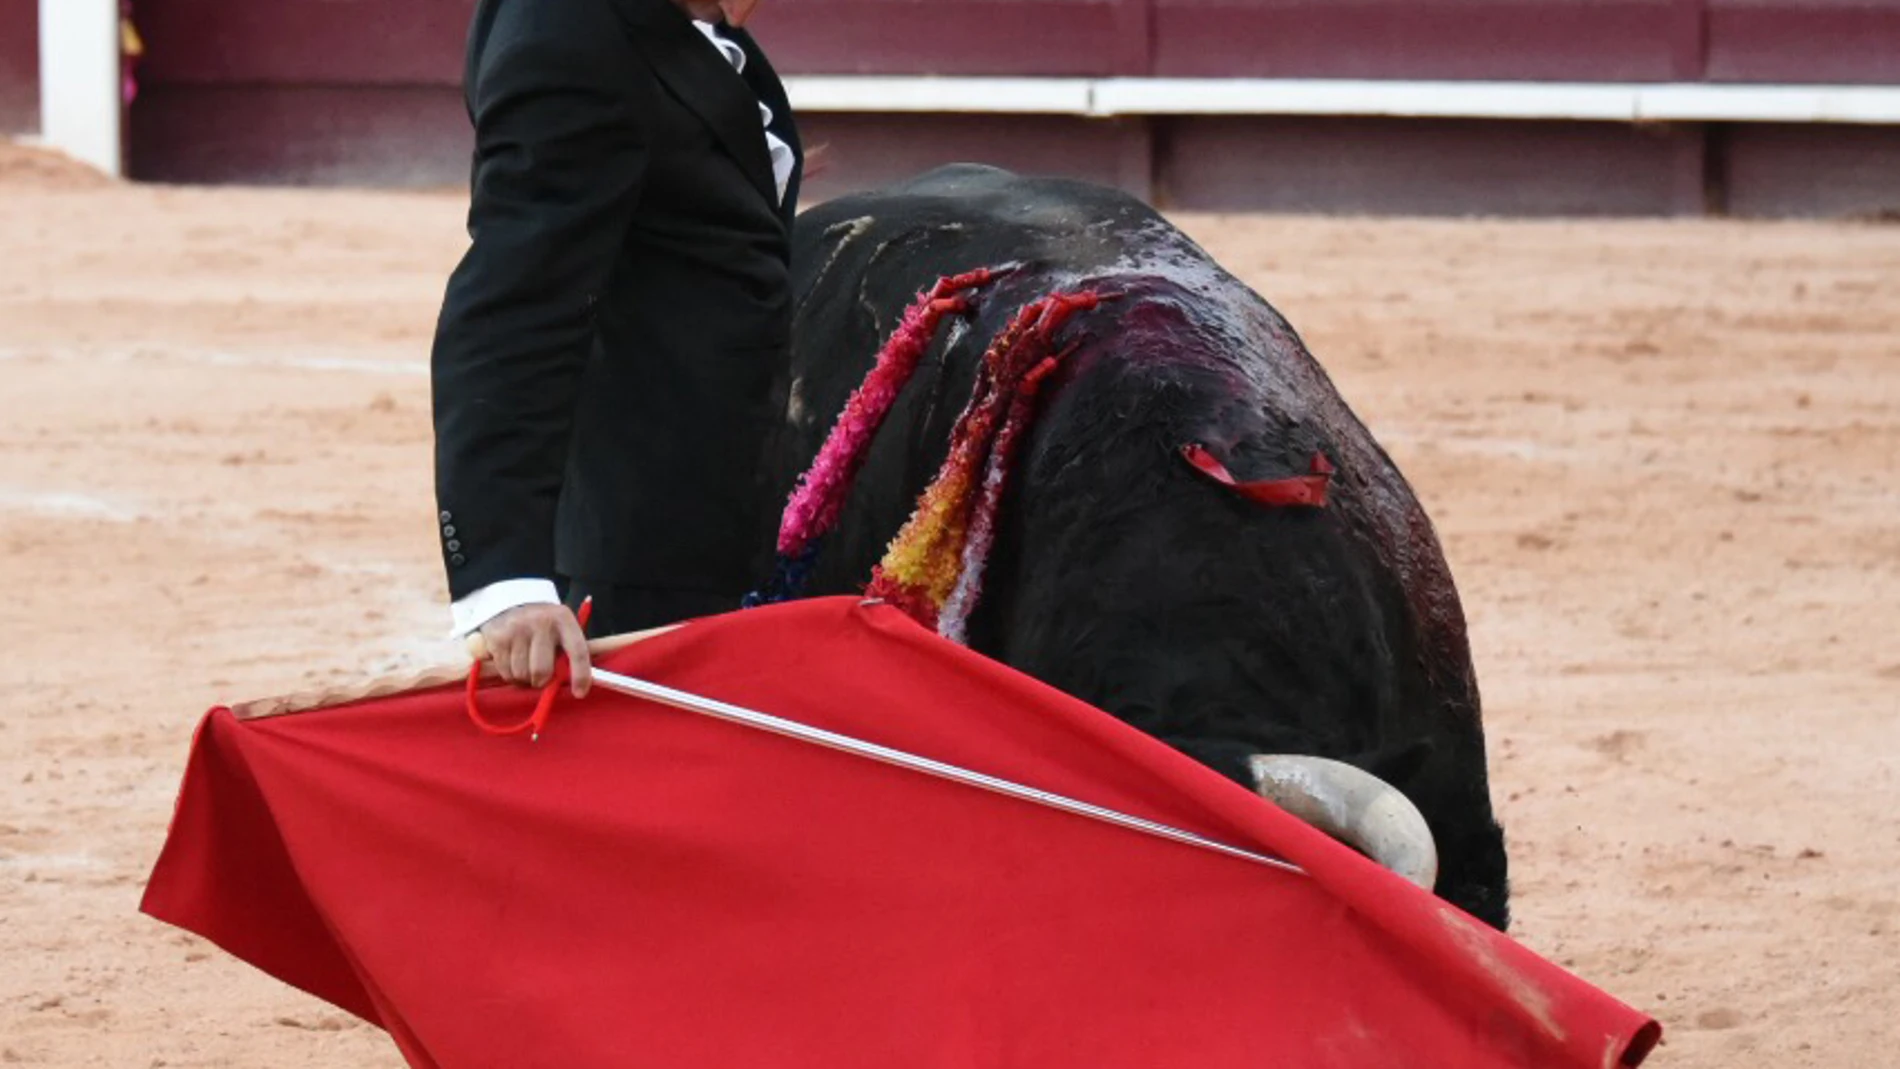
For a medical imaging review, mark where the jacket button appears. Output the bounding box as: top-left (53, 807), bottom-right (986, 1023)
top-left (442, 524), bottom-right (456, 538)
top-left (450, 553), bottom-right (467, 567)
top-left (439, 511), bottom-right (453, 524)
top-left (446, 539), bottom-right (462, 552)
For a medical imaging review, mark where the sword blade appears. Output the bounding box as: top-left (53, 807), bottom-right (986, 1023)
top-left (591, 668), bottom-right (1304, 878)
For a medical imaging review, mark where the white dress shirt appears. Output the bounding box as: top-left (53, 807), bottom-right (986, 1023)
top-left (692, 21), bottom-right (797, 204)
top-left (448, 20), bottom-right (793, 637)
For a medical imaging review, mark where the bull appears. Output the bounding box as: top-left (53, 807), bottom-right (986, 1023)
top-left (760, 165), bottom-right (1509, 929)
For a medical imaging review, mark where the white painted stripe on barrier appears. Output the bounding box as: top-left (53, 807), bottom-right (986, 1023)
top-left (1631, 83), bottom-right (1900, 124)
top-left (1095, 79), bottom-right (1639, 120)
top-left (786, 76), bottom-right (1095, 115)
top-left (785, 76), bottom-right (1900, 126)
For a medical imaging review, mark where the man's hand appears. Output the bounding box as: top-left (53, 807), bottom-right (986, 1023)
top-left (477, 603), bottom-right (594, 697)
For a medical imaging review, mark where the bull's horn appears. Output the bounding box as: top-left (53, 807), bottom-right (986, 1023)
top-left (1247, 754), bottom-right (1439, 890)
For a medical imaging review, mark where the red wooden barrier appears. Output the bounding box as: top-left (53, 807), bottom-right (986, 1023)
top-left (1149, 0), bottom-right (1697, 81)
top-left (798, 113), bottom-right (1150, 200)
top-left (121, 0), bottom-right (1900, 92)
top-left (135, 0), bottom-right (470, 86)
top-left (761, 0), bottom-right (1150, 76)
top-left (111, 0), bottom-right (1900, 216)
top-left (1707, 0), bottom-right (1900, 84)
top-left (1159, 116), bottom-right (1703, 215)
top-left (0, 0), bottom-right (37, 133)
top-left (1725, 122), bottom-right (1900, 217)
top-left (129, 84), bottom-right (470, 187)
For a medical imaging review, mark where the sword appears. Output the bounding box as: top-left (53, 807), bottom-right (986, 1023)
top-left (587, 665), bottom-right (1306, 879)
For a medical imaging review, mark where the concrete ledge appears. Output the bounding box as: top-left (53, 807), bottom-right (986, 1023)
top-left (785, 76), bottom-right (1900, 126)
top-left (784, 77), bottom-right (1095, 115)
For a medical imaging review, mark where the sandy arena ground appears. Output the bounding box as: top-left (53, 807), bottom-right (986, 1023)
top-left (0, 142), bottom-right (1895, 1066)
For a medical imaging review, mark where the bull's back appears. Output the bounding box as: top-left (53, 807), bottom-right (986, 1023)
top-left (780, 165), bottom-right (1237, 556)
top-left (780, 166), bottom-right (1171, 579)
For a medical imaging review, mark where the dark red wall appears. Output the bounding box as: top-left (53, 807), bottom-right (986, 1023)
top-left (130, 86), bottom-right (471, 187)
top-left (126, 0), bottom-right (470, 184)
top-left (1158, 117), bottom-right (1706, 216)
top-left (1706, 0), bottom-right (1900, 83)
top-left (762, 0), bottom-right (1706, 79)
top-left (1153, 0), bottom-right (1692, 81)
top-left (798, 114), bottom-right (1157, 205)
top-left (759, 0), bottom-right (1149, 75)
top-left (0, 0), bottom-right (37, 133)
top-left (126, 0), bottom-right (1900, 87)
top-left (134, 0), bottom-right (470, 86)
top-left (1724, 123), bottom-right (1900, 217)
top-left (765, 0), bottom-right (1900, 83)
top-left (121, 0), bottom-right (1900, 217)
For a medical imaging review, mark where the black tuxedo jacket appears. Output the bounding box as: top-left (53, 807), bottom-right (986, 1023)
top-left (432, 0), bottom-right (802, 601)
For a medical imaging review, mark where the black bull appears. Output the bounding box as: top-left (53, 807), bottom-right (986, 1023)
top-left (760, 165), bottom-right (1509, 929)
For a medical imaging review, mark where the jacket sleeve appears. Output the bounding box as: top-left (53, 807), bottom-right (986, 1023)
top-left (431, 0), bottom-right (649, 599)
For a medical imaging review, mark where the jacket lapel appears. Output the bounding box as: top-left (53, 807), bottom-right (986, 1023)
top-left (617, 0), bottom-right (779, 209)
top-left (727, 26), bottom-right (802, 223)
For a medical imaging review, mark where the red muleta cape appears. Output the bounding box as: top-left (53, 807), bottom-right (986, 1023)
top-left (142, 596), bottom-right (1660, 1068)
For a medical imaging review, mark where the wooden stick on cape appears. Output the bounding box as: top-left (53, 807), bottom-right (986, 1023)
top-left (228, 625), bottom-right (681, 722)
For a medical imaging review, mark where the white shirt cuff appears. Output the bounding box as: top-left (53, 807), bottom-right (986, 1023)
top-left (449, 578), bottom-right (562, 638)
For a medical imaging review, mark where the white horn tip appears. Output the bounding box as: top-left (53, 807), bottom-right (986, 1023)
top-left (1248, 754), bottom-right (1440, 891)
